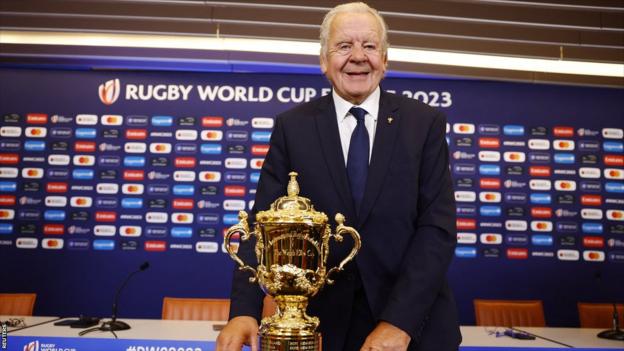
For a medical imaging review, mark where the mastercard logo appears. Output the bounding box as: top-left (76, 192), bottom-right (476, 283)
top-left (120, 226), bottom-right (142, 236)
top-left (481, 234), bottom-right (501, 243)
top-left (0, 209), bottom-right (15, 219)
top-left (24, 168), bottom-right (43, 177)
top-left (503, 152), bottom-right (525, 163)
top-left (122, 184), bottom-right (144, 194)
top-left (583, 251), bottom-right (605, 262)
top-left (479, 192), bottom-right (501, 203)
top-left (554, 140), bottom-right (575, 150)
top-left (605, 168), bottom-right (624, 180)
top-left (70, 197), bottom-right (92, 207)
top-left (531, 221), bottom-right (552, 232)
top-left (200, 171), bottom-right (221, 182)
top-left (453, 123), bottom-right (475, 134)
top-left (25, 127), bottom-right (47, 138)
top-left (554, 180), bottom-right (576, 191)
top-left (172, 213), bottom-right (194, 223)
top-left (587, 252), bottom-right (601, 259)
top-left (607, 210), bottom-right (624, 221)
top-left (150, 143), bottom-right (172, 153)
top-left (250, 159), bottom-right (265, 170)
top-left (101, 115), bottom-right (123, 125)
top-left (73, 155), bottom-right (95, 166)
top-left (42, 238), bottom-right (64, 249)
top-left (201, 130), bottom-right (223, 141)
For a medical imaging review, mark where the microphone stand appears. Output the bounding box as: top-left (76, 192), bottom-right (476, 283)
top-left (80, 262), bottom-right (149, 338)
top-left (597, 303), bottom-right (624, 341)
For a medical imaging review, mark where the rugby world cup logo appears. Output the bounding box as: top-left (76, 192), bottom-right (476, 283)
top-left (23, 340), bottom-right (39, 351)
top-left (98, 78), bottom-right (120, 105)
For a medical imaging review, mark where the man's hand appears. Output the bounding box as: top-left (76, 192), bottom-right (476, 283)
top-left (360, 321), bottom-right (411, 351)
top-left (215, 316), bottom-right (259, 351)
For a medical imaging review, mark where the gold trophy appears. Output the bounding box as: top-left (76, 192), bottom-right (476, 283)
top-left (224, 172), bottom-right (361, 350)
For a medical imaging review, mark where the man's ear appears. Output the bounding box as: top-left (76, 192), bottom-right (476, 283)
top-left (383, 51), bottom-right (388, 71)
top-left (320, 54), bottom-right (328, 74)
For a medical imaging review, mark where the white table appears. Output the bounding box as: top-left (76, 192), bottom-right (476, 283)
top-left (1, 315), bottom-right (60, 332)
top-left (4, 317), bottom-right (624, 350)
top-left (460, 326), bottom-right (624, 349)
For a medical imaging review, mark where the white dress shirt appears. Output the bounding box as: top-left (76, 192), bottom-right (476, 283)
top-left (333, 87), bottom-right (380, 165)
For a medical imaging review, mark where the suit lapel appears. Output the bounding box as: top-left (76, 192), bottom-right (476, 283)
top-left (314, 94), bottom-right (356, 220)
top-left (357, 92), bottom-right (401, 227)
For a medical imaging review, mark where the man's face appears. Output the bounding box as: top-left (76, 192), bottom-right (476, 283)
top-left (321, 12), bottom-right (387, 105)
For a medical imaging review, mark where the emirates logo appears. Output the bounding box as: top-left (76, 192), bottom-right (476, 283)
top-left (98, 79), bottom-right (120, 105)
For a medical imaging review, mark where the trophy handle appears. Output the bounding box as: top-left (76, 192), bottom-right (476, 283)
top-left (326, 213), bottom-right (361, 285)
top-left (224, 211), bottom-right (258, 283)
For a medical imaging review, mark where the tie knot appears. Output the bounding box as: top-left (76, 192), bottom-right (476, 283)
top-left (349, 107), bottom-right (367, 123)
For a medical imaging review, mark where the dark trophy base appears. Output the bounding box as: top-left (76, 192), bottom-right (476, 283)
top-left (598, 328), bottom-right (624, 341)
top-left (260, 334), bottom-right (320, 351)
top-left (99, 320), bottom-right (131, 331)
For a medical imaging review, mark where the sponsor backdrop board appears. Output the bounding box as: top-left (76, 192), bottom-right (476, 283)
top-left (0, 68), bottom-right (623, 326)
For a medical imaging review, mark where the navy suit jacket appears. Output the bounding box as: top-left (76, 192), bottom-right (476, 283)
top-left (229, 90), bottom-right (461, 350)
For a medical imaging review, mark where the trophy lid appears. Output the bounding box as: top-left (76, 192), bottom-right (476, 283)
top-left (256, 172), bottom-right (328, 225)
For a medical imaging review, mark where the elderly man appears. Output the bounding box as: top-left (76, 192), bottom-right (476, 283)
top-left (217, 2), bottom-right (460, 350)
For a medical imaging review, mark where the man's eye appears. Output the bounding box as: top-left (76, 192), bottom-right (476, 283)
top-left (337, 44), bottom-right (351, 52)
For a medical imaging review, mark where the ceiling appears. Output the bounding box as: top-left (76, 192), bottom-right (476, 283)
top-left (1, 0), bottom-right (623, 87)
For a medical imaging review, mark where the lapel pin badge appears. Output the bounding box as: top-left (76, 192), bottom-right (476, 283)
top-left (387, 116), bottom-right (394, 124)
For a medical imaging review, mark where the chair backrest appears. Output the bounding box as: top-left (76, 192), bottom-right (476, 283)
top-left (0, 293), bottom-right (37, 316)
top-left (474, 299), bottom-right (546, 327)
top-left (578, 302), bottom-right (624, 328)
top-left (162, 297), bottom-right (230, 321)
top-left (262, 295), bottom-right (277, 319)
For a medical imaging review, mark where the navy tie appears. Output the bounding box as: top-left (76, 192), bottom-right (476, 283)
top-left (347, 107), bottom-right (369, 214)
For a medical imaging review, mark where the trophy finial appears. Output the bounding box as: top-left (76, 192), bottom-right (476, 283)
top-left (287, 171), bottom-right (300, 197)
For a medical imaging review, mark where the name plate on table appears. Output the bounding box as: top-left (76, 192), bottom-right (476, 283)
top-left (6, 336), bottom-right (216, 351)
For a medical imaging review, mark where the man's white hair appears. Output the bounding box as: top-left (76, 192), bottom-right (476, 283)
top-left (319, 2), bottom-right (389, 57)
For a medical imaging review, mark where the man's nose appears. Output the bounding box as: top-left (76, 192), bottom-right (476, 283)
top-left (349, 44), bottom-right (367, 61)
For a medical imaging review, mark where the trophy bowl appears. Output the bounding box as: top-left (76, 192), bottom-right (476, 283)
top-left (225, 172), bottom-right (361, 350)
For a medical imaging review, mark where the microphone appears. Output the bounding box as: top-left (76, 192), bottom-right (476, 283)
top-left (79, 261), bottom-right (149, 337)
top-left (597, 303), bottom-right (624, 341)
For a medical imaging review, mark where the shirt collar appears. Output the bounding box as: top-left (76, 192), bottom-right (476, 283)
top-left (333, 87), bottom-right (380, 121)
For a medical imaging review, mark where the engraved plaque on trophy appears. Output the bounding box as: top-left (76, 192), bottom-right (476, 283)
top-left (224, 172), bottom-right (361, 350)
